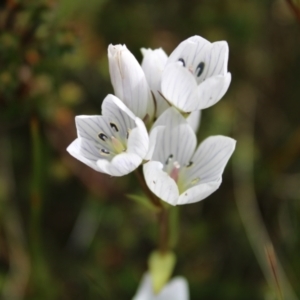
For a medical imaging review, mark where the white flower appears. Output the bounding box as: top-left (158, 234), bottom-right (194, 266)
top-left (67, 94), bottom-right (149, 177)
top-left (108, 44), bottom-right (155, 121)
top-left (161, 35), bottom-right (231, 113)
top-left (143, 108), bottom-right (236, 205)
top-left (141, 47), bottom-right (201, 132)
top-left (132, 273), bottom-right (189, 300)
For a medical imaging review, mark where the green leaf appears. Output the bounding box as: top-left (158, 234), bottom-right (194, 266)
top-left (126, 194), bottom-right (160, 212)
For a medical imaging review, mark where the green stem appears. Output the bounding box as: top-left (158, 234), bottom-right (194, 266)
top-left (169, 206), bottom-right (179, 249)
top-left (29, 116), bottom-right (57, 299)
top-left (30, 116), bottom-right (42, 244)
top-left (158, 208), bottom-right (169, 254)
top-left (134, 168), bottom-right (162, 209)
top-left (134, 168), bottom-right (170, 254)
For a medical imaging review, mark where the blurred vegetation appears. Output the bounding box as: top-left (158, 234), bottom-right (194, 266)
top-left (1, 0), bottom-right (300, 299)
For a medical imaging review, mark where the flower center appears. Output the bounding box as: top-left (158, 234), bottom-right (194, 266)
top-left (169, 161), bottom-right (180, 183)
top-left (177, 58), bottom-right (206, 82)
top-left (97, 122), bottom-right (128, 157)
top-left (164, 154), bottom-right (200, 194)
top-left (111, 136), bottom-right (126, 153)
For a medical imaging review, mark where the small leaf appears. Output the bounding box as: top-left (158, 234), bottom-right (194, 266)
top-left (148, 250), bottom-right (176, 294)
top-left (126, 194), bottom-right (160, 212)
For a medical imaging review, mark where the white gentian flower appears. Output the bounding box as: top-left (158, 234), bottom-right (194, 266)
top-left (67, 94), bottom-right (149, 177)
top-left (108, 44), bottom-right (155, 121)
top-left (133, 273), bottom-right (189, 300)
top-left (143, 108), bottom-right (236, 205)
top-left (141, 47), bottom-right (201, 132)
top-left (161, 35), bottom-right (231, 113)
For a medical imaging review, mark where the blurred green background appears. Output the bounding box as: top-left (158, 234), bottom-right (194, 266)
top-left (1, 0), bottom-right (300, 299)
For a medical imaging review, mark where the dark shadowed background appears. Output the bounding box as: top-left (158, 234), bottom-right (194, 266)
top-left (1, 0), bottom-right (300, 299)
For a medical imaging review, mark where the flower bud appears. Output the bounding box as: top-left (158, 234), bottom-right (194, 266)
top-left (108, 44), bottom-right (154, 121)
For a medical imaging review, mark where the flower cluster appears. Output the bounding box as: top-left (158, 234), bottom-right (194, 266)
top-left (67, 35), bottom-right (236, 206)
top-left (67, 35), bottom-right (236, 299)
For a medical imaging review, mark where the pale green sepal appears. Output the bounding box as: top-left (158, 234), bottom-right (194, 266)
top-left (148, 250), bottom-right (176, 294)
top-left (126, 194), bottom-right (160, 212)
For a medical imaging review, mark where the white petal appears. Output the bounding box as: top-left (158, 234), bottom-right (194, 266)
top-left (142, 48), bottom-right (168, 66)
top-left (143, 161), bottom-right (179, 206)
top-left (179, 136), bottom-right (236, 204)
top-left (161, 64), bottom-right (198, 112)
top-left (186, 110), bottom-right (201, 133)
top-left (167, 37), bottom-right (229, 84)
top-left (189, 135), bottom-right (236, 181)
top-left (195, 73), bottom-right (231, 110)
top-left (67, 138), bottom-right (103, 172)
top-left (141, 48), bottom-right (170, 117)
top-left (198, 41), bottom-right (229, 80)
top-left (127, 118), bottom-right (149, 159)
top-left (75, 115), bottom-right (113, 144)
top-left (133, 273), bottom-right (189, 300)
top-left (132, 273), bottom-right (152, 300)
top-left (152, 107), bottom-right (185, 129)
top-left (178, 181), bottom-right (221, 205)
top-left (158, 277), bottom-right (189, 300)
top-left (167, 35), bottom-right (210, 67)
top-left (144, 125), bottom-right (165, 161)
top-left (151, 108), bottom-right (196, 166)
top-left (108, 44), bottom-right (154, 119)
top-left (101, 94), bottom-right (136, 134)
top-left (154, 93), bottom-right (172, 118)
top-left (98, 152), bottom-right (142, 177)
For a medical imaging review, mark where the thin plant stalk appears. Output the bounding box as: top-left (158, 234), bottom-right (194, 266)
top-left (30, 116), bottom-right (43, 248)
top-left (232, 86), bottom-right (298, 300)
top-left (134, 168), bottom-right (171, 254)
top-left (0, 132), bottom-right (31, 300)
top-left (29, 116), bottom-right (57, 299)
